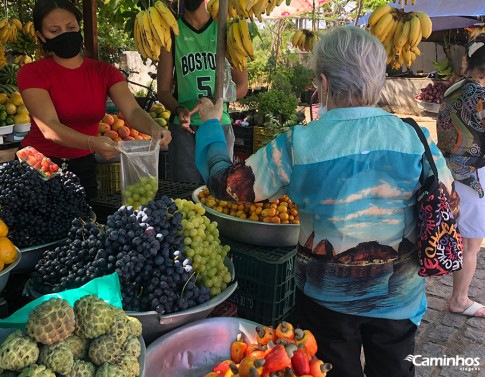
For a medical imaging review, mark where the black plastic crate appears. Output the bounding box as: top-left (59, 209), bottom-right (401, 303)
top-left (224, 238), bottom-right (297, 287)
top-left (159, 150), bottom-right (171, 181)
top-left (236, 274), bottom-right (296, 303)
top-left (91, 180), bottom-right (200, 223)
top-left (233, 124), bottom-right (253, 153)
top-left (229, 288), bottom-right (296, 327)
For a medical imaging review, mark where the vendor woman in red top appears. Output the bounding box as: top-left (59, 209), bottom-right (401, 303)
top-left (17, 0), bottom-right (171, 200)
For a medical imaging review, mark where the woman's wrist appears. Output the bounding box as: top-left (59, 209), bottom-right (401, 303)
top-left (174, 105), bottom-right (184, 116)
top-left (87, 136), bottom-right (94, 152)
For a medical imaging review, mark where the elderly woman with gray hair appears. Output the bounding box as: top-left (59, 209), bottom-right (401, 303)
top-left (191, 26), bottom-right (453, 376)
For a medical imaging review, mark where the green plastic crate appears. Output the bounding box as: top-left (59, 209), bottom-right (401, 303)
top-left (229, 288), bottom-right (296, 327)
top-left (224, 238), bottom-right (297, 286)
top-left (222, 237), bottom-right (297, 326)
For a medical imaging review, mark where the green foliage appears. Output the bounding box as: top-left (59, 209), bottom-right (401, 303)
top-left (256, 89), bottom-right (298, 123)
top-left (97, 18), bottom-right (135, 64)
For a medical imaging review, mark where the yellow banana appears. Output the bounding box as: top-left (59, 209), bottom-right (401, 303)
top-left (414, 11), bottom-right (432, 39)
top-left (297, 31), bottom-right (307, 51)
top-left (154, 1), bottom-right (179, 36)
top-left (231, 22), bottom-right (247, 56)
top-left (235, 0), bottom-right (249, 18)
top-left (394, 20), bottom-right (411, 56)
top-left (265, 0), bottom-right (277, 16)
top-left (291, 29), bottom-right (303, 47)
top-left (238, 19), bottom-right (254, 59)
top-left (10, 18), bottom-right (22, 30)
top-left (372, 12), bottom-right (394, 41)
top-left (148, 6), bottom-right (170, 48)
top-left (252, 0), bottom-right (269, 22)
top-left (412, 0), bottom-right (416, 4)
top-left (411, 46), bottom-right (421, 56)
top-left (0, 18), bottom-right (8, 29)
top-left (407, 15), bottom-right (421, 48)
top-left (146, 7), bottom-right (163, 46)
top-left (22, 21), bottom-right (32, 35)
top-left (392, 20), bottom-right (404, 50)
top-left (382, 18), bottom-right (398, 47)
top-left (207, 0), bottom-right (219, 20)
top-left (368, 4), bottom-right (391, 28)
top-left (403, 47), bottom-right (412, 67)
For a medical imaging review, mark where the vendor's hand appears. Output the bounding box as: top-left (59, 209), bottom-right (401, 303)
top-left (90, 136), bottom-right (119, 160)
top-left (152, 127), bottom-right (172, 146)
top-left (176, 107), bottom-right (194, 134)
top-left (189, 97), bottom-right (223, 123)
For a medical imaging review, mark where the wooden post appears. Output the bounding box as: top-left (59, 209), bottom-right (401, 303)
top-left (214, 0), bottom-right (228, 100)
top-left (83, 0), bottom-right (98, 60)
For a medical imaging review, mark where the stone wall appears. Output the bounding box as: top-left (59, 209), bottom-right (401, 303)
top-left (119, 51), bottom-right (158, 96)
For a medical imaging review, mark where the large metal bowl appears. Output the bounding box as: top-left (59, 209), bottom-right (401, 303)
top-left (0, 328), bottom-right (146, 377)
top-left (145, 317), bottom-right (260, 377)
top-left (192, 186), bottom-right (300, 247)
top-left (127, 257), bottom-right (237, 344)
top-left (0, 248), bottom-right (22, 293)
top-left (14, 238), bottom-right (66, 274)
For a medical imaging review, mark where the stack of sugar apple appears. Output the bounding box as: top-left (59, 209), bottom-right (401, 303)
top-left (0, 295), bottom-right (143, 377)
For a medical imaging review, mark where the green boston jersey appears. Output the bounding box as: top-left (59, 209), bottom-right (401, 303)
top-left (173, 17), bottom-right (231, 126)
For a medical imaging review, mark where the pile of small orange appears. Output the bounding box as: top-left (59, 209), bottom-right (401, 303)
top-left (197, 187), bottom-right (300, 224)
top-left (0, 219), bottom-right (18, 271)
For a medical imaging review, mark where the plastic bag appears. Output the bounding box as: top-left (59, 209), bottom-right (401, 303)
top-left (117, 137), bottom-right (160, 209)
top-left (0, 273), bottom-right (122, 329)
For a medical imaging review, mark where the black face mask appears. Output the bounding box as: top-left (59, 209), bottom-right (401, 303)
top-left (184, 0), bottom-right (204, 12)
top-left (42, 31), bottom-right (83, 59)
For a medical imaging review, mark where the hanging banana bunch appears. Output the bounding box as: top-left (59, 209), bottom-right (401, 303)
top-left (367, 5), bottom-right (432, 70)
top-left (291, 29), bottom-right (319, 52)
top-left (226, 18), bottom-right (254, 71)
top-left (133, 1), bottom-right (179, 61)
top-left (208, 0), bottom-right (286, 22)
top-left (22, 21), bottom-right (36, 40)
top-left (0, 18), bottom-right (22, 44)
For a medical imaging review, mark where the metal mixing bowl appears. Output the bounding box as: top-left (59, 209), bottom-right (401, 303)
top-left (192, 186), bottom-right (300, 247)
top-left (0, 248), bottom-right (22, 293)
top-left (145, 317), bottom-right (260, 377)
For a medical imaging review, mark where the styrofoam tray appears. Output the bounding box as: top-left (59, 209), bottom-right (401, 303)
top-left (14, 123), bottom-right (30, 133)
top-left (0, 125), bottom-right (13, 136)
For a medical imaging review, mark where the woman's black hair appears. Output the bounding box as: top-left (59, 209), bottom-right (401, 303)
top-left (465, 33), bottom-right (485, 77)
top-left (33, 0), bottom-right (83, 32)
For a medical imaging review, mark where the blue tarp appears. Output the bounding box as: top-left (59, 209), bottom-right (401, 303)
top-left (357, 0), bottom-right (485, 31)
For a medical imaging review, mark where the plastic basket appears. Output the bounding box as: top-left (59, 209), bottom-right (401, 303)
top-left (233, 125), bottom-right (254, 153)
top-left (252, 126), bottom-right (272, 153)
top-left (96, 162), bottom-right (121, 197)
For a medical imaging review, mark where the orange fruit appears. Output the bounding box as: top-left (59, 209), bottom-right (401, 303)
top-left (0, 237), bottom-right (17, 264)
top-left (0, 219), bottom-right (7, 237)
top-left (0, 258), bottom-right (4, 272)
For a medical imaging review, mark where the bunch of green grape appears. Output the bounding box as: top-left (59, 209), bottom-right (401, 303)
top-left (122, 176), bottom-right (158, 209)
top-left (174, 198), bottom-right (232, 297)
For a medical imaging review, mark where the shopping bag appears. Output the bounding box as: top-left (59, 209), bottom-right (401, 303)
top-left (403, 118), bottom-right (463, 277)
top-left (117, 138), bottom-right (160, 209)
top-left (0, 273), bottom-right (122, 329)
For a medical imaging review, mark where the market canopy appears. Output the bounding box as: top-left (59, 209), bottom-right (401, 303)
top-left (265, 0), bottom-right (331, 18)
top-left (357, 0), bottom-right (485, 31)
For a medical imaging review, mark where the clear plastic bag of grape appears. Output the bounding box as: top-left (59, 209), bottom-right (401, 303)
top-left (117, 138), bottom-right (160, 209)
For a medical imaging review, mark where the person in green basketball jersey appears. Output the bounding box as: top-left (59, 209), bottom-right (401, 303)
top-left (157, 0), bottom-right (248, 184)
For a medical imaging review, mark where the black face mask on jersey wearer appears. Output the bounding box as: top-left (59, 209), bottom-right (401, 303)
top-left (42, 31), bottom-right (83, 59)
top-left (184, 0), bottom-right (204, 12)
